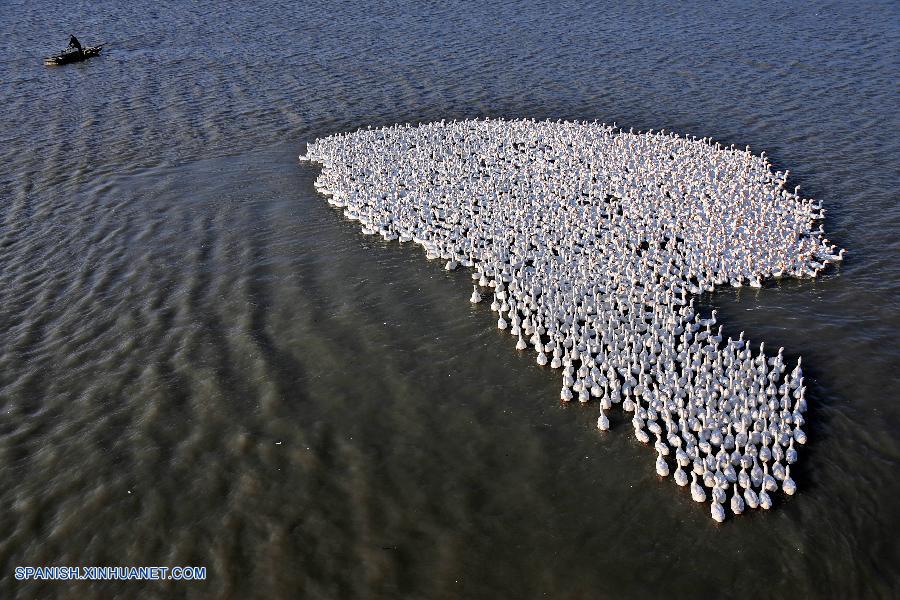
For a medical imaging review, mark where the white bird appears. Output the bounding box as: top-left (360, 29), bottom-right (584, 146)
top-left (305, 118), bottom-right (837, 520)
top-left (674, 465), bottom-right (688, 487)
top-left (656, 450), bottom-right (670, 477)
top-left (786, 438), bottom-right (798, 464)
top-left (772, 460), bottom-right (786, 481)
top-left (690, 472), bottom-right (706, 502)
top-left (783, 466), bottom-right (797, 495)
top-left (516, 335), bottom-right (528, 350)
top-left (730, 483), bottom-right (745, 515)
top-left (634, 426), bottom-right (650, 445)
top-left (597, 408), bottom-right (610, 431)
top-left (743, 486), bottom-right (759, 509)
top-left (654, 433), bottom-right (670, 457)
top-left (711, 500), bottom-right (726, 523)
top-left (762, 464), bottom-right (778, 492)
top-left (712, 483), bottom-right (727, 505)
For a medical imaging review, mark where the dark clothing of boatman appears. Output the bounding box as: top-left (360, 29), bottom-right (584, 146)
top-left (68, 35), bottom-right (82, 52)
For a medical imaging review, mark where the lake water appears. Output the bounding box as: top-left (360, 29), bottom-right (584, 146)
top-left (1, 1), bottom-right (898, 597)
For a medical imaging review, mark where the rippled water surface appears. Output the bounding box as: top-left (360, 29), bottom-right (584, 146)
top-left (1, 1), bottom-right (899, 598)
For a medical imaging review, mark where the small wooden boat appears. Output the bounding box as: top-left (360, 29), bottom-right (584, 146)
top-left (44, 45), bottom-right (103, 66)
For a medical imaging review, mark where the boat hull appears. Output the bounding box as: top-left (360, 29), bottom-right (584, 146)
top-left (44, 45), bottom-right (102, 66)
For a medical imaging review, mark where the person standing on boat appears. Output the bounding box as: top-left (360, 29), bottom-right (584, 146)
top-left (68, 35), bottom-right (82, 52)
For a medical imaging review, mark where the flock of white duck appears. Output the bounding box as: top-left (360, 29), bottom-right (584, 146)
top-left (300, 118), bottom-right (844, 522)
